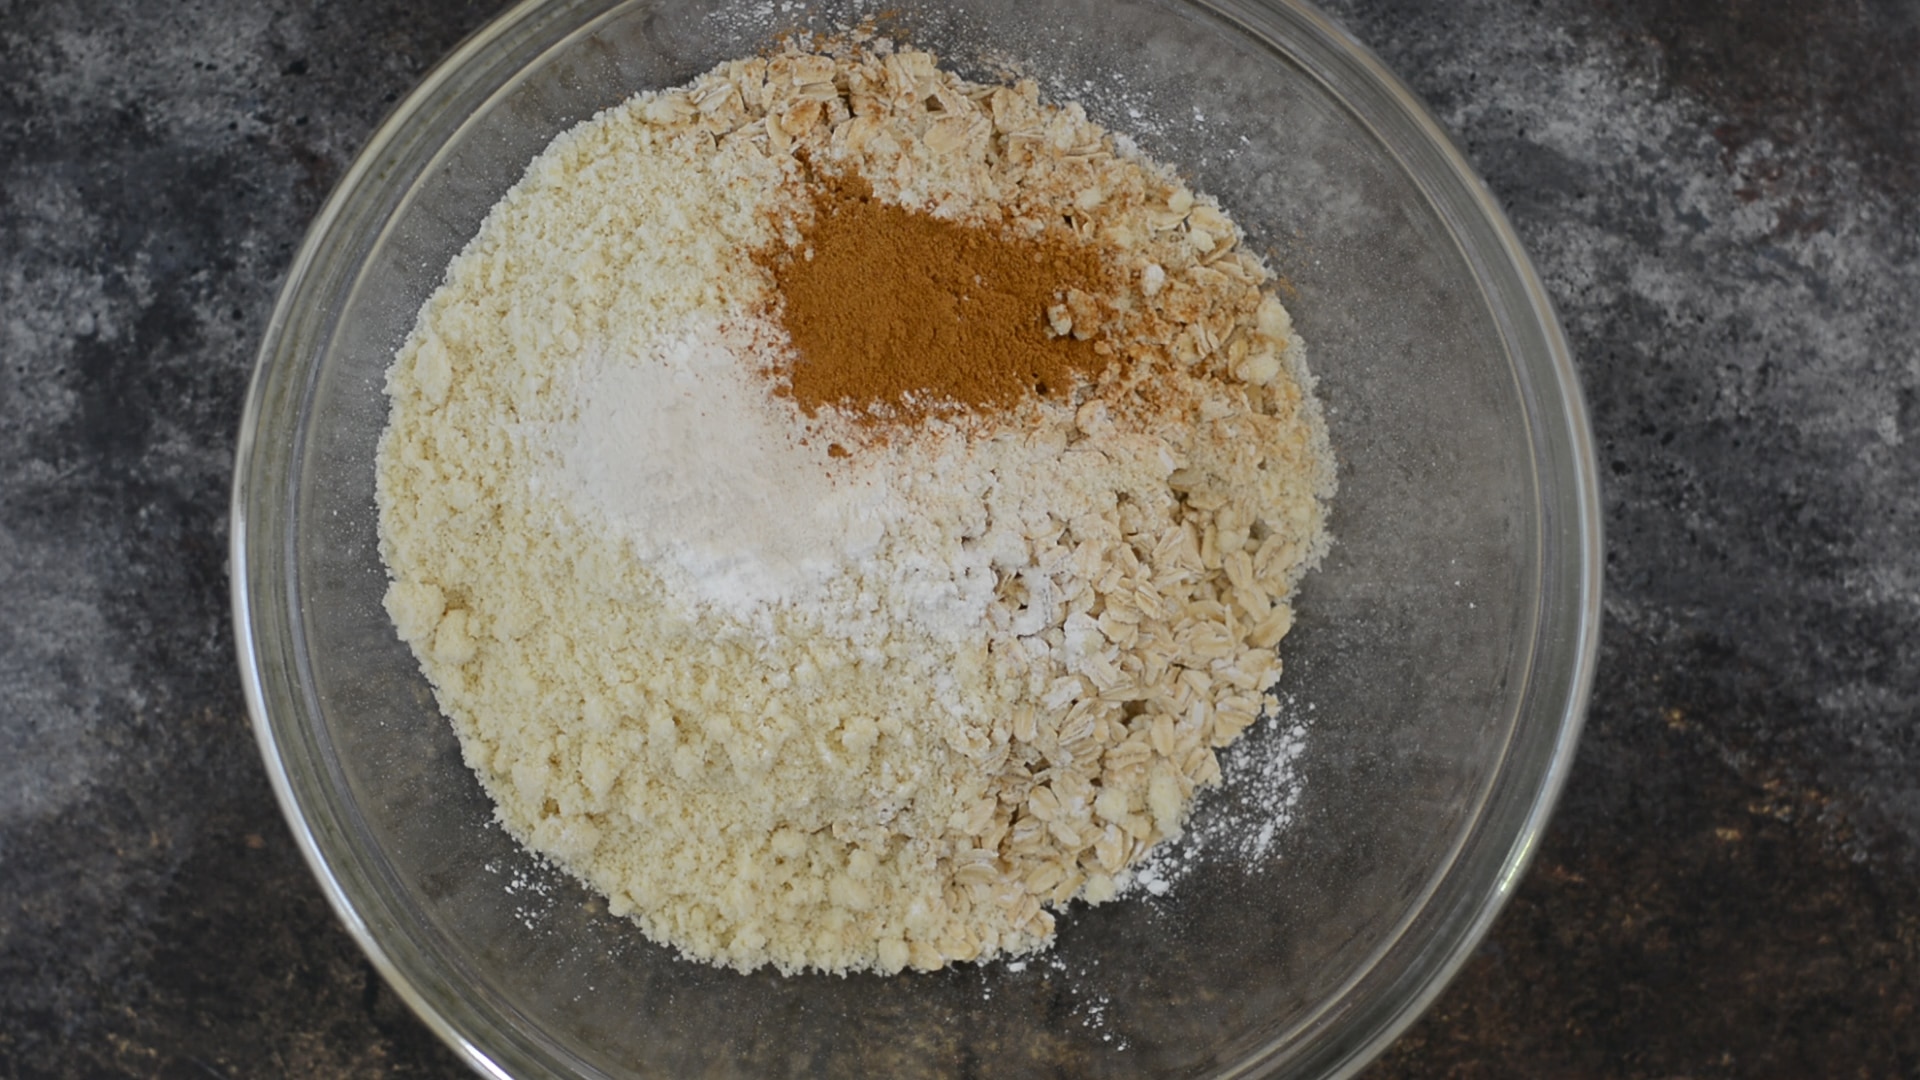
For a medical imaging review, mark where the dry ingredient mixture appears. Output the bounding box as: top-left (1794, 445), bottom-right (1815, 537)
top-left (376, 38), bottom-right (1334, 976)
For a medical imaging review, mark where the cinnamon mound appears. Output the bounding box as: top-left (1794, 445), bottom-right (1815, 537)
top-left (759, 171), bottom-right (1120, 422)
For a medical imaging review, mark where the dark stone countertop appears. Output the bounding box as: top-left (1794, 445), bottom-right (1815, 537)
top-left (2, 0), bottom-right (1914, 1075)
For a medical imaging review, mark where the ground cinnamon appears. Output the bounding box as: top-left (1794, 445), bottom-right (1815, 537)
top-left (757, 170), bottom-right (1120, 423)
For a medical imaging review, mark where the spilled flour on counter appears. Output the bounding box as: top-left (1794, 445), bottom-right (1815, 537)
top-left (376, 37), bottom-right (1334, 975)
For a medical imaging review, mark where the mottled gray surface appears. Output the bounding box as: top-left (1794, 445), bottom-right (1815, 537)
top-left (1, 0), bottom-right (1915, 1076)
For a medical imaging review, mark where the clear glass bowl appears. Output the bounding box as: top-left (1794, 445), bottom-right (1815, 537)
top-left (231, 0), bottom-right (1601, 1075)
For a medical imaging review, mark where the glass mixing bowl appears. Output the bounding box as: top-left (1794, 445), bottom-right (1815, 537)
top-left (231, 0), bottom-right (1601, 1075)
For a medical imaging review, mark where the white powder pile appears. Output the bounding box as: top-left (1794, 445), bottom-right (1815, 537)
top-left (377, 39), bottom-right (1335, 975)
top-left (551, 316), bottom-right (896, 618)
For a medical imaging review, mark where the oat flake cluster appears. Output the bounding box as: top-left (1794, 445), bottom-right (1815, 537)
top-left (376, 38), bottom-right (1334, 975)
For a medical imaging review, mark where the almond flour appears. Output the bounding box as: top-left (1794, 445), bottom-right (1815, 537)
top-left (376, 38), bottom-right (1335, 975)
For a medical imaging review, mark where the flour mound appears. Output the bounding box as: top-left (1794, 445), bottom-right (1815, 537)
top-left (376, 40), bottom-right (1333, 975)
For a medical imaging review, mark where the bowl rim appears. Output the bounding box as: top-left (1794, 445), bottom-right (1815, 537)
top-left (230, 0), bottom-right (1602, 1076)
top-left (1196, 1), bottom-right (1602, 1075)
